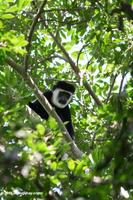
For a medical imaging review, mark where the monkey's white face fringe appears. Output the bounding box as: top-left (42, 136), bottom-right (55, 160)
top-left (52, 88), bottom-right (73, 108)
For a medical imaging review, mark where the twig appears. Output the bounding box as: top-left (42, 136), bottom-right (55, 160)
top-left (40, 19), bottom-right (88, 26)
top-left (86, 56), bottom-right (93, 69)
top-left (39, 54), bottom-right (68, 63)
top-left (24, 0), bottom-right (47, 70)
top-left (106, 74), bottom-right (117, 103)
top-left (76, 43), bottom-right (89, 68)
top-left (118, 73), bottom-right (126, 95)
top-left (42, 7), bottom-right (89, 13)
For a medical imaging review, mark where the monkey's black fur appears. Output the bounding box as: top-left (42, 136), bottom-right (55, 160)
top-left (28, 81), bottom-right (75, 139)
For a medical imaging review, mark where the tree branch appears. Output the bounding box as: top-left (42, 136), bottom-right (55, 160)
top-left (39, 54), bottom-right (68, 63)
top-left (106, 74), bottom-right (117, 103)
top-left (44, 24), bottom-right (102, 106)
top-left (46, 25), bottom-right (80, 75)
top-left (6, 58), bottom-right (26, 76)
top-left (118, 73), bottom-right (126, 95)
top-left (83, 80), bottom-right (102, 106)
top-left (76, 43), bottom-right (89, 68)
top-left (24, 0), bottom-right (47, 70)
top-left (6, 57), bottom-right (83, 159)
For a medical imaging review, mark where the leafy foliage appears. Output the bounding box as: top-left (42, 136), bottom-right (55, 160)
top-left (0, 0), bottom-right (133, 199)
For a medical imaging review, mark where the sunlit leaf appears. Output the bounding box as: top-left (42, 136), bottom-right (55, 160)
top-left (2, 13), bottom-right (14, 19)
top-left (36, 124), bottom-right (45, 135)
top-left (67, 159), bottom-right (75, 171)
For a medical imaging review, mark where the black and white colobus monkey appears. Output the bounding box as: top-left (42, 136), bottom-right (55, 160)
top-left (28, 81), bottom-right (75, 139)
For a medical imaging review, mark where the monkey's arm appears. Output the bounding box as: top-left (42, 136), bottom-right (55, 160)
top-left (65, 119), bottom-right (75, 140)
top-left (28, 91), bottom-right (52, 120)
top-left (28, 100), bottom-right (49, 119)
top-left (60, 106), bottom-right (75, 140)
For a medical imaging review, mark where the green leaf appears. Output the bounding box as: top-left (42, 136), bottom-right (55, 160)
top-left (67, 159), bottom-right (75, 171)
top-left (6, 5), bottom-right (18, 12)
top-left (51, 161), bottom-right (57, 170)
top-left (74, 161), bottom-right (84, 175)
top-left (2, 14), bottom-right (14, 19)
top-left (48, 117), bottom-right (58, 130)
top-left (18, 0), bottom-right (32, 10)
top-left (36, 124), bottom-right (45, 135)
top-left (50, 176), bottom-right (60, 185)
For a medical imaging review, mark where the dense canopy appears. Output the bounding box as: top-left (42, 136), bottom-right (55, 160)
top-left (0, 0), bottom-right (133, 199)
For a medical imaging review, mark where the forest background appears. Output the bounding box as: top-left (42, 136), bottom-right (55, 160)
top-left (0, 0), bottom-right (133, 199)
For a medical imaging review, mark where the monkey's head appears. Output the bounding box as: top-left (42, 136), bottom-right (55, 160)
top-left (52, 81), bottom-right (75, 108)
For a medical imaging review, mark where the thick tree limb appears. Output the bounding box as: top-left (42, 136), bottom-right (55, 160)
top-left (6, 58), bottom-right (26, 76)
top-left (6, 57), bottom-right (83, 158)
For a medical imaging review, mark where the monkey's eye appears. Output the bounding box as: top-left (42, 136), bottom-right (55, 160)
top-left (59, 91), bottom-right (71, 98)
top-left (58, 91), bottom-right (72, 104)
